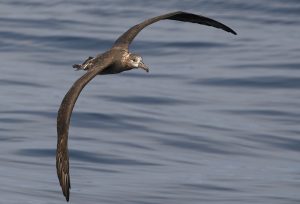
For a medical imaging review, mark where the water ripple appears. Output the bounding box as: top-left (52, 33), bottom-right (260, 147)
top-left (16, 148), bottom-right (159, 166)
top-left (0, 79), bottom-right (48, 88)
top-left (102, 95), bottom-right (189, 105)
top-left (243, 134), bottom-right (300, 152)
top-left (0, 31), bottom-right (112, 51)
top-left (181, 183), bottom-right (240, 192)
top-left (230, 62), bottom-right (300, 70)
top-left (71, 112), bottom-right (156, 130)
top-left (192, 76), bottom-right (300, 89)
top-left (157, 138), bottom-right (235, 155)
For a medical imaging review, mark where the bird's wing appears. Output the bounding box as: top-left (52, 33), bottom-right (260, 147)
top-left (113, 11), bottom-right (237, 49)
top-left (56, 59), bottom-right (112, 202)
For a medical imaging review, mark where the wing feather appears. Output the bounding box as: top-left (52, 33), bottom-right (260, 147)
top-left (56, 60), bottom-right (111, 201)
top-left (113, 11), bottom-right (236, 49)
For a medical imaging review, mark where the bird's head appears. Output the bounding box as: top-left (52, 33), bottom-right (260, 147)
top-left (126, 53), bottom-right (149, 72)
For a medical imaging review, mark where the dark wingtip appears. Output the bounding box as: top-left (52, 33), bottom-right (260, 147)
top-left (171, 11), bottom-right (238, 35)
top-left (230, 29), bottom-right (237, 35)
top-left (64, 189), bottom-right (70, 202)
top-left (223, 25), bottom-right (237, 35)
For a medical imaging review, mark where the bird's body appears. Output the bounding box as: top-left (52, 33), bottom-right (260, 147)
top-left (73, 49), bottom-right (125, 74)
top-left (56, 11), bottom-right (236, 201)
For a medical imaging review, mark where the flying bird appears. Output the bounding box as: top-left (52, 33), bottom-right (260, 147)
top-left (56, 11), bottom-right (236, 201)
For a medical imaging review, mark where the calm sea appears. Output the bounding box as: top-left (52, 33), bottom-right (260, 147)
top-left (0, 0), bottom-right (300, 203)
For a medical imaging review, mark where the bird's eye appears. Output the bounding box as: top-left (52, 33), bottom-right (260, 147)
top-left (133, 58), bottom-right (137, 62)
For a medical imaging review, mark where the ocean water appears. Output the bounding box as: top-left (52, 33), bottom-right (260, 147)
top-left (0, 0), bottom-right (300, 203)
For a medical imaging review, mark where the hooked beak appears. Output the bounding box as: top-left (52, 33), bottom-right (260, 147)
top-left (138, 61), bottom-right (149, 73)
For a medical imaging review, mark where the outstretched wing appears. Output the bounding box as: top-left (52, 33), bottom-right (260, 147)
top-left (113, 11), bottom-right (237, 49)
top-left (56, 59), bottom-right (112, 201)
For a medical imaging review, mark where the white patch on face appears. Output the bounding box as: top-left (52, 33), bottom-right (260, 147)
top-left (130, 57), bottom-right (142, 68)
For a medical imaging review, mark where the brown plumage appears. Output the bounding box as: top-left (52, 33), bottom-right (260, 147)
top-left (56, 11), bottom-right (236, 201)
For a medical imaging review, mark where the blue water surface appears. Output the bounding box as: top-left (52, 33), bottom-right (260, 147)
top-left (0, 0), bottom-right (300, 203)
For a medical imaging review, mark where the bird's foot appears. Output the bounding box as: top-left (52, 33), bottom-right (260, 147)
top-left (72, 64), bottom-right (84, 70)
top-left (72, 56), bottom-right (94, 71)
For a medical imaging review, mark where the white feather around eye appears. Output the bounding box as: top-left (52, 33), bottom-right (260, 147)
top-left (130, 57), bottom-right (140, 67)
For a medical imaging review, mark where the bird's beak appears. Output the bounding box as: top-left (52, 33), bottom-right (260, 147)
top-left (138, 61), bottom-right (149, 73)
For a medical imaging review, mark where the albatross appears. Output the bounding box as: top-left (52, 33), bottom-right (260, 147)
top-left (56, 11), bottom-right (236, 201)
